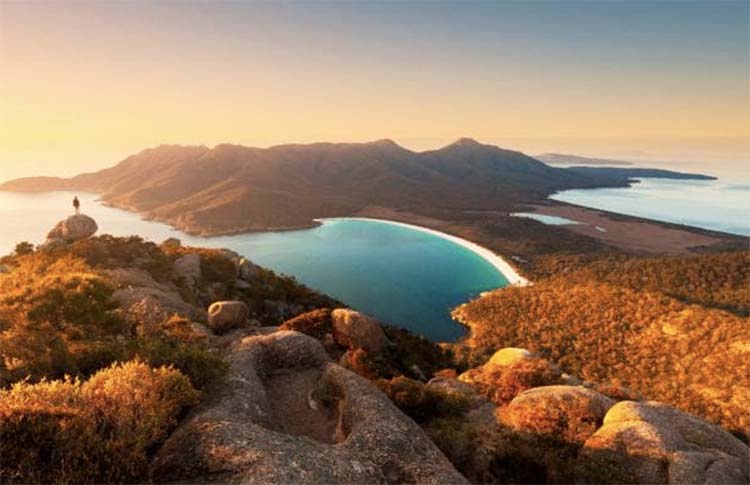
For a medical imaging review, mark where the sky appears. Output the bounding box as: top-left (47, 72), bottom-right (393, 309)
top-left (1, 0), bottom-right (748, 182)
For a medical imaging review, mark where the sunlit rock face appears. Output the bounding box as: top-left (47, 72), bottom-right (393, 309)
top-left (46, 214), bottom-right (98, 242)
top-left (151, 330), bottom-right (468, 484)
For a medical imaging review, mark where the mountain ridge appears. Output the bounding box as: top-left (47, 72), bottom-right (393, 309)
top-left (0, 139), bottom-right (714, 236)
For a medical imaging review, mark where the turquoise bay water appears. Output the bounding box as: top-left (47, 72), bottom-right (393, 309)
top-left (0, 191), bottom-right (508, 342)
top-left (550, 178), bottom-right (750, 237)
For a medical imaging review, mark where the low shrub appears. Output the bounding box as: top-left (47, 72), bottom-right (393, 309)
top-left (0, 254), bottom-right (127, 384)
top-left (464, 358), bottom-right (564, 405)
top-left (377, 376), bottom-right (471, 424)
top-left (279, 308), bottom-right (333, 340)
top-left (0, 361), bottom-right (199, 484)
top-left (132, 335), bottom-right (227, 391)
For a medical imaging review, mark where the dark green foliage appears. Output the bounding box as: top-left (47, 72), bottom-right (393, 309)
top-left (131, 335), bottom-right (227, 391)
top-left (70, 235), bottom-right (173, 281)
top-left (13, 242), bottom-right (34, 256)
top-left (279, 308), bottom-right (333, 340)
top-left (377, 376), bottom-right (471, 424)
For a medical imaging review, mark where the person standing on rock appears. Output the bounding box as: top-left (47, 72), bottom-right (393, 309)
top-left (73, 196), bottom-right (80, 214)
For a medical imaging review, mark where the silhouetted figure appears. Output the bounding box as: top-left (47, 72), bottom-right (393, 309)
top-left (73, 196), bottom-right (80, 214)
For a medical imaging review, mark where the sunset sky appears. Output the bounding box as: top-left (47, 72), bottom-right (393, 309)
top-left (1, 0), bottom-right (748, 181)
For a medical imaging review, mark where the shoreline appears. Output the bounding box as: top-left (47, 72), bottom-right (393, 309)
top-left (316, 217), bottom-right (530, 287)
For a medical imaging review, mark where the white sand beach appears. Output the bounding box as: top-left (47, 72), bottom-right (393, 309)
top-left (317, 217), bottom-right (530, 287)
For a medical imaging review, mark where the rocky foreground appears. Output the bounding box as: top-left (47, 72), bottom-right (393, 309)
top-left (1, 214), bottom-right (748, 484)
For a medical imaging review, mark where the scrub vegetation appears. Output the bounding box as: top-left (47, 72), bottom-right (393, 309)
top-left (0, 235), bottom-right (336, 483)
top-left (453, 250), bottom-right (750, 437)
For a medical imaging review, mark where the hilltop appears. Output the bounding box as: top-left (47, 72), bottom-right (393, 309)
top-left (1, 217), bottom-right (747, 484)
top-left (0, 139), bottom-right (712, 237)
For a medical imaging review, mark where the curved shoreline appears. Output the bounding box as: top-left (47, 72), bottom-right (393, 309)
top-left (316, 217), bottom-right (530, 287)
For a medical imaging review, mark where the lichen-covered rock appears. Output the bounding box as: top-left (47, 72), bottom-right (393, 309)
top-left (103, 267), bottom-right (176, 293)
top-left (104, 266), bottom-right (207, 325)
top-left (46, 214), bottom-right (98, 242)
top-left (576, 401), bottom-right (749, 484)
top-left (207, 300), bottom-right (250, 334)
top-left (112, 287), bottom-right (207, 326)
top-left (151, 331), bottom-right (467, 484)
top-left (603, 401), bottom-right (748, 459)
top-left (237, 257), bottom-right (259, 281)
top-left (173, 253), bottom-right (201, 287)
top-left (331, 308), bottom-right (387, 353)
top-left (499, 385), bottom-right (615, 443)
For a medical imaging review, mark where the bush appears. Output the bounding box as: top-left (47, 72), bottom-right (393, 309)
top-left (0, 254), bottom-right (127, 383)
top-left (70, 235), bottom-right (173, 281)
top-left (132, 334), bottom-right (227, 391)
top-left (279, 308), bottom-right (333, 340)
top-left (463, 358), bottom-right (564, 405)
top-left (377, 376), bottom-right (470, 424)
top-left (14, 242), bottom-right (34, 256)
top-left (0, 361), bottom-right (199, 484)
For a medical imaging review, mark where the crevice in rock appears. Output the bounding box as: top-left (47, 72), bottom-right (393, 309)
top-left (263, 368), bottom-right (346, 444)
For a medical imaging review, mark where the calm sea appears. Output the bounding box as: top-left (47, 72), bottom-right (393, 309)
top-left (550, 177), bottom-right (750, 236)
top-left (0, 191), bottom-right (508, 342)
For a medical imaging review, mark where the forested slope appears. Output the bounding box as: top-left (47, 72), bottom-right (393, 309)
top-left (453, 251), bottom-right (750, 437)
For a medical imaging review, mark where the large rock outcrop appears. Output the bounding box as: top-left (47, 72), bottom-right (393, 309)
top-left (331, 308), bottom-right (387, 353)
top-left (105, 267), bottom-right (207, 325)
top-left (237, 257), bottom-right (260, 281)
top-left (173, 253), bottom-right (201, 287)
top-left (151, 331), bottom-right (467, 484)
top-left (46, 214), bottom-right (98, 242)
top-left (576, 401), bottom-right (750, 484)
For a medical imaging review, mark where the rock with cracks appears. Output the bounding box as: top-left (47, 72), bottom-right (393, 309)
top-left (151, 331), bottom-right (467, 484)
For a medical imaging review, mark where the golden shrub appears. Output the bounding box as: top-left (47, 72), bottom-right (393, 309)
top-left (0, 254), bottom-right (126, 384)
top-left (0, 361), bottom-right (199, 484)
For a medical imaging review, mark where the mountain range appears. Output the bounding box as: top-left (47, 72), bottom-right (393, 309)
top-left (0, 138), bottom-right (713, 235)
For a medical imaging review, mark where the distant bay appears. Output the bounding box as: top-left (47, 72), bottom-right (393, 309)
top-left (0, 191), bottom-right (510, 341)
top-left (550, 177), bottom-right (750, 236)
